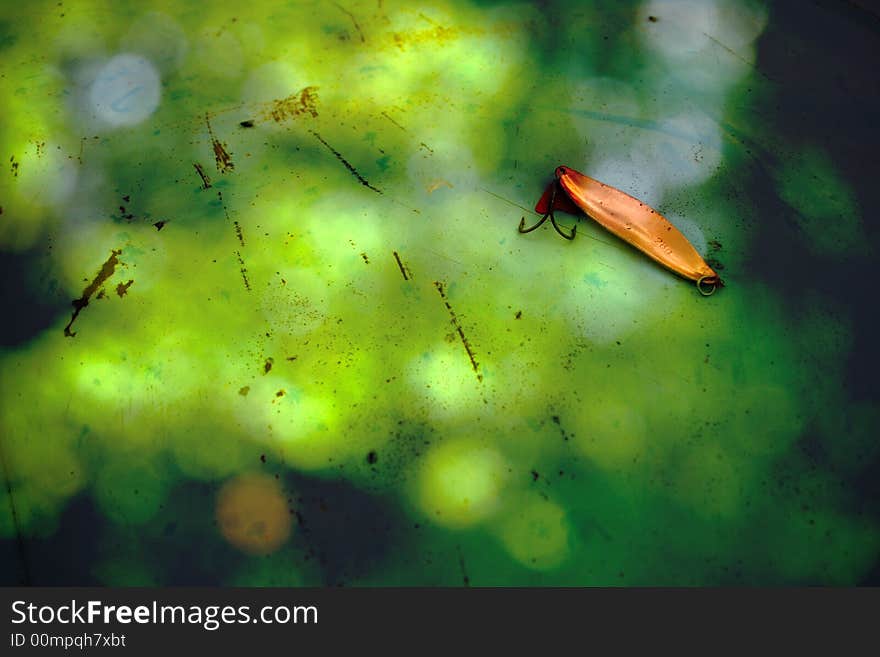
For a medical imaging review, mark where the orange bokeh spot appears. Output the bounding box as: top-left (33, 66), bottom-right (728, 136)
top-left (215, 473), bottom-right (292, 555)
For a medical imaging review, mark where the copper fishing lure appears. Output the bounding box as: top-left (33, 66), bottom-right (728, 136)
top-left (519, 166), bottom-right (723, 295)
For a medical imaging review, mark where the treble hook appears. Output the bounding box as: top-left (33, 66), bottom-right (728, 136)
top-left (517, 180), bottom-right (577, 240)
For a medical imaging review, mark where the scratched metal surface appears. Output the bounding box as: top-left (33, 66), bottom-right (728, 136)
top-left (1, 0), bottom-right (878, 585)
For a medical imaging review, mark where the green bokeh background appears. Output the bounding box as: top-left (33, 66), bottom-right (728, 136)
top-left (1, 0), bottom-right (878, 585)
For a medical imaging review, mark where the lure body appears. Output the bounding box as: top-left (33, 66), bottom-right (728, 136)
top-left (530, 166), bottom-right (722, 293)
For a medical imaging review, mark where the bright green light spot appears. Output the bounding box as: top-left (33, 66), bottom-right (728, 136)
top-left (495, 494), bottom-right (571, 571)
top-left (417, 440), bottom-right (505, 529)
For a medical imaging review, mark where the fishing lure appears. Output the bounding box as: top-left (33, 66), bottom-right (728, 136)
top-left (519, 166), bottom-right (723, 295)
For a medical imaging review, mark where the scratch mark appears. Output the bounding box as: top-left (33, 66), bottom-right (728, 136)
top-left (389, 197), bottom-right (421, 214)
top-left (457, 545), bottom-right (470, 587)
top-left (0, 426), bottom-right (30, 583)
top-left (392, 251), bottom-right (411, 280)
top-left (217, 190), bottom-right (231, 221)
top-left (333, 2), bottom-right (366, 42)
top-left (64, 249), bottom-right (122, 337)
top-left (310, 130), bottom-right (382, 194)
top-left (194, 162), bottom-right (212, 189)
top-left (434, 281), bottom-right (481, 382)
top-left (235, 251), bottom-right (250, 291)
top-left (484, 186), bottom-right (615, 247)
top-left (380, 111), bottom-right (406, 131)
top-left (218, 191), bottom-right (247, 282)
top-left (550, 106), bottom-right (711, 143)
top-left (702, 31), bottom-right (770, 80)
top-left (479, 187), bottom-right (532, 214)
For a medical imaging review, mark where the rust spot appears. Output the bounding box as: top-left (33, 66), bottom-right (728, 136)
top-left (153, 220), bottom-right (167, 231)
top-left (706, 257), bottom-right (725, 272)
top-left (234, 221), bottom-right (245, 247)
top-left (263, 357), bottom-right (274, 374)
top-left (10, 155), bottom-right (19, 177)
top-left (648, 15), bottom-right (658, 22)
top-left (115, 279), bottom-right (134, 297)
top-left (239, 386), bottom-right (250, 396)
top-left (206, 113), bottom-right (234, 173)
top-left (391, 25), bottom-right (458, 51)
top-left (550, 413), bottom-right (571, 441)
top-left (434, 281), bottom-right (481, 382)
top-left (115, 199), bottom-right (134, 221)
top-left (360, 252), bottom-right (369, 264)
top-left (64, 249), bottom-right (122, 337)
top-left (194, 162), bottom-right (212, 189)
top-left (275, 389), bottom-right (285, 397)
top-left (263, 86), bottom-right (319, 123)
top-left (239, 120), bottom-right (255, 128)
top-left (515, 310), bottom-right (522, 319)
top-left (212, 140), bottom-right (234, 173)
top-left (216, 473), bottom-right (291, 555)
